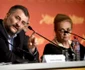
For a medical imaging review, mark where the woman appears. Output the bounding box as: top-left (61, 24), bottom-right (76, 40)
top-left (42, 14), bottom-right (85, 61)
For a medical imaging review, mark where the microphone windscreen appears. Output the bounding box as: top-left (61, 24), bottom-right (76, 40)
top-left (64, 31), bottom-right (69, 33)
top-left (28, 26), bottom-right (33, 30)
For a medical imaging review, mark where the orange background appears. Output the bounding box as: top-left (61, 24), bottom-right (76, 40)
top-left (0, 0), bottom-right (85, 58)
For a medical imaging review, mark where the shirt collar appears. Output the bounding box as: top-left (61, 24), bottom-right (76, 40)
top-left (8, 34), bottom-right (17, 39)
top-left (53, 37), bottom-right (72, 48)
top-left (57, 40), bottom-right (72, 48)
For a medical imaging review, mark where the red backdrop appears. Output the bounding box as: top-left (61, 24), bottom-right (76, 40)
top-left (0, 0), bottom-right (85, 58)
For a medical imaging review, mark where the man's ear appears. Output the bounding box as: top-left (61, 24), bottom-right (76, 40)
top-left (6, 13), bottom-right (11, 17)
top-left (4, 13), bottom-right (9, 19)
top-left (3, 13), bottom-right (11, 23)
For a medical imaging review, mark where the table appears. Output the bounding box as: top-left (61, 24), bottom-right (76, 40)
top-left (0, 61), bottom-right (85, 70)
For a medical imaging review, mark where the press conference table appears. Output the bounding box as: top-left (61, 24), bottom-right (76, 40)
top-left (0, 61), bottom-right (85, 70)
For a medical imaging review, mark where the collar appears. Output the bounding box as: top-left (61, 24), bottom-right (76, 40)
top-left (53, 38), bottom-right (72, 48)
top-left (8, 34), bottom-right (17, 39)
top-left (58, 40), bottom-right (72, 48)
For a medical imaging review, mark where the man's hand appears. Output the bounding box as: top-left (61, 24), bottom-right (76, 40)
top-left (28, 32), bottom-right (38, 53)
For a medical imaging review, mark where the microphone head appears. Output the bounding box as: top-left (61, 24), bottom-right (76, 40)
top-left (64, 31), bottom-right (69, 33)
top-left (28, 26), bottom-right (33, 31)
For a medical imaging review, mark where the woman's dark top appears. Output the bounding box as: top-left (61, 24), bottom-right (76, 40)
top-left (43, 43), bottom-right (85, 61)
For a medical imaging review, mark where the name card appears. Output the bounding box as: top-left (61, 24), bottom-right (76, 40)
top-left (42, 55), bottom-right (65, 63)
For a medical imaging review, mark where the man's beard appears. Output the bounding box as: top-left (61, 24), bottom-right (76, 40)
top-left (6, 26), bottom-right (20, 36)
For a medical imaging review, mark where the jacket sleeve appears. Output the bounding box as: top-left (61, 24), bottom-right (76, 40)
top-left (0, 38), bottom-right (24, 63)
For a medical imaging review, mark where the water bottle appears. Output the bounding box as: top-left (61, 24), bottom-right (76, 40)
top-left (73, 36), bottom-right (80, 61)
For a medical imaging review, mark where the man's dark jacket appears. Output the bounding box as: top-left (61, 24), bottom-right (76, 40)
top-left (0, 19), bottom-right (39, 63)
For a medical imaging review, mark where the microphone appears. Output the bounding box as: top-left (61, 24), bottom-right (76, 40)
top-left (64, 30), bottom-right (85, 40)
top-left (64, 31), bottom-right (69, 33)
top-left (28, 26), bottom-right (34, 31)
top-left (28, 26), bottom-right (57, 46)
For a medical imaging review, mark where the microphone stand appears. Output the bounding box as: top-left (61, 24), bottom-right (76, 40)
top-left (28, 26), bottom-right (57, 46)
top-left (64, 31), bottom-right (85, 40)
top-left (70, 33), bottom-right (85, 40)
